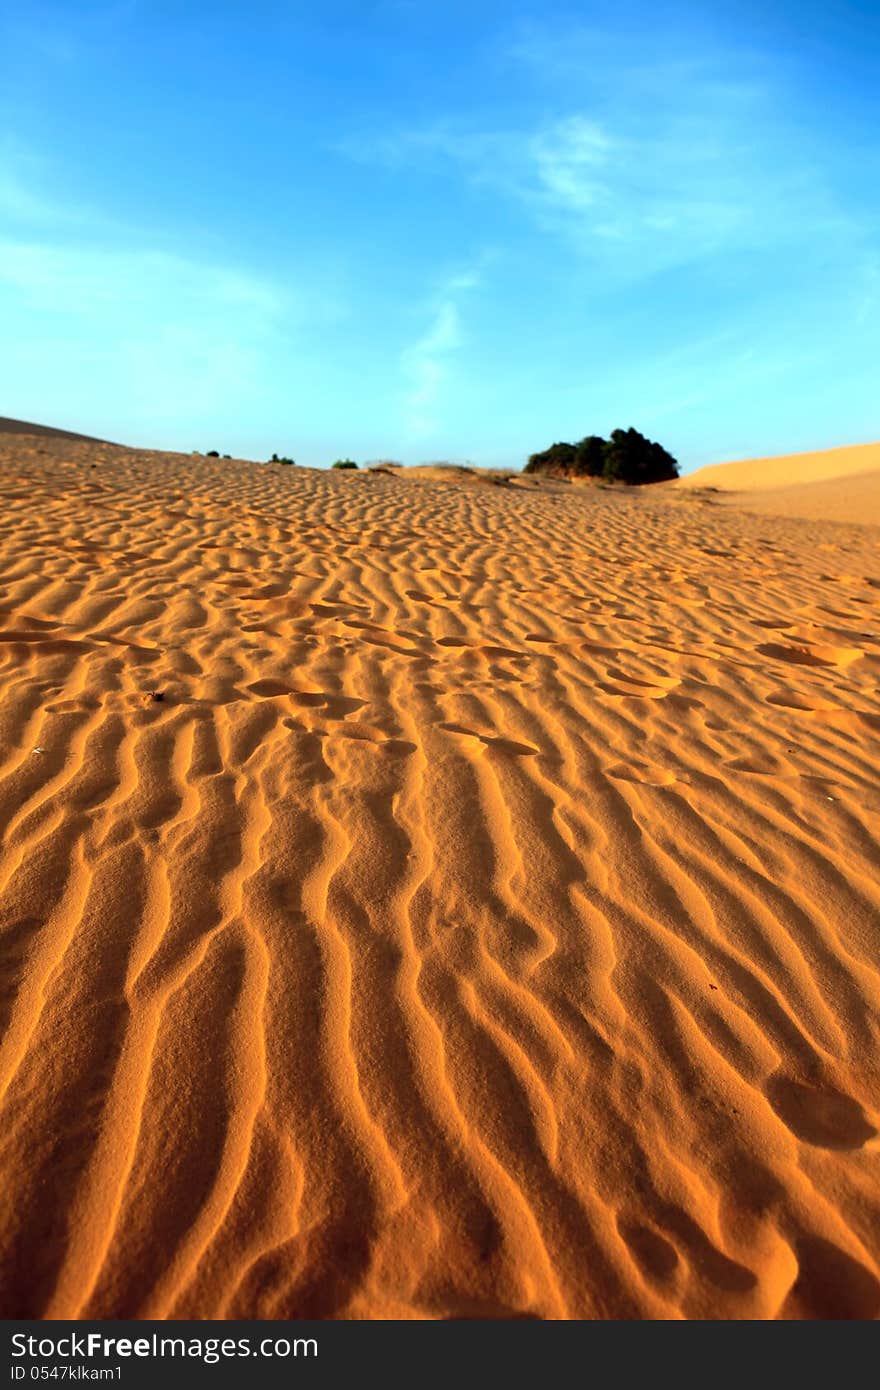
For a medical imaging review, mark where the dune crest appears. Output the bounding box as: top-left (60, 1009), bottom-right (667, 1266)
top-left (0, 431), bottom-right (878, 1320)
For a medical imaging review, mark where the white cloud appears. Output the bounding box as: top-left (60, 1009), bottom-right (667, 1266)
top-left (0, 240), bottom-right (281, 319)
top-left (0, 237), bottom-right (287, 426)
top-left (0, 171), bottom-right (58, 223)
top-left (529, 116), bottom-right (610, 212)
top-left (856, 256), bottom-right (880, 324)
top-left (0, 138), bottom-right (81, 226)
top-left (337, 28), bottom-right (858, 281)
top-left (340, 107), bottom-right (765, 270)
top-left (0, 137), bottom-right (318, 434)
top-left (400, 265), bottom-right (485, 438)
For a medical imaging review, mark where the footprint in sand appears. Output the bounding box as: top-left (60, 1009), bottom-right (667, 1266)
top-left (764, 691), bottom-right (835, 712)
top-left (764, 1073), bottom-right (877, 1150)
top-left (247, 680), bottom-right (366, 719)
top-left (757, 641), bottom-right (864, 668)
top-left (782, 1236), bottom-right (880, 1319)
top-left (337, 730), bottom-right (417, 757)
top-left (480, 645), bottom-right (526, 661)
top-left (606, 762), bottom-right (676, 786)
top-left (438, 721), bottom-right (540, 757)
top-left (598, 679), bottom-right (676, 699)
top-left (723, 754), bottom-right (786, 776)
top-left (764, 692), bottom-right (880, 735)
top-left (405, 588), bottom-right (447, 605)
top-left (616, 1216), bottom-right (680, 1282)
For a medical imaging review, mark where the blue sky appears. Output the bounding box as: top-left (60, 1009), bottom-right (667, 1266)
top-left (1, 1), bottom-right (878, 472)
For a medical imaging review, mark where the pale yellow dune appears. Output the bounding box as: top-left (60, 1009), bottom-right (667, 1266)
top-left (0, 429), bottom-right (878, 1321)
top-left (707, 469), bottom-right (880, 527)
top-left (676, 442), bottom-right (880, 527)
top-left (679, 441), bottom-right (880, 492)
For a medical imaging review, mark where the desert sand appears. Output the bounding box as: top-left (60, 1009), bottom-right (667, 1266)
top-left (0, 430), bottom-right (878, 1320)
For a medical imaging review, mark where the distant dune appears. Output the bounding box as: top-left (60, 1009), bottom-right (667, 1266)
top-left (0, 416), bottom-right (111, 444)
top-left (679, 441), bottom-right (880, 491)
top-left (0, 428), bottom-right (878, 1320)
top-left (676, 442), bottom-right (880, 526)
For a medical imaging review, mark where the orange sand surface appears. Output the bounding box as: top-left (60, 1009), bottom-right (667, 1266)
top-left (1, 432), bottom-right (879, 1320)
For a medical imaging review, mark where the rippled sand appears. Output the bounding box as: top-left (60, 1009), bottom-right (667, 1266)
top-left (0, 433), bottom-right (878, 1319)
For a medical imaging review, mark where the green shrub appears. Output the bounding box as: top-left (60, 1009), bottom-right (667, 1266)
top-left (574, 435), bottom-right (607, 477)
top-left (525, 428), bottom-right (678, 484)
top-left (524, 442), bottom-right (578, 474)
top-left (206, 449), bottom-right (220, 457)
top-left (332, 459), bottom-right (358, 470)
top-left (602, 428), bottom-right (678, 484)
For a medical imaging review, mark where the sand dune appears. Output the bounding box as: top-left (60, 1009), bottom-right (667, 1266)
top-left (679, 441), bottom-right (880, 492)
top-left (0, 430), bottom-right (878, 1320)
top-left (694, 469), bottom-right (880, 528)
top-left (677, 442), bottom-right (880, 527)
top-left (0, 417), bottom-right (111, 444)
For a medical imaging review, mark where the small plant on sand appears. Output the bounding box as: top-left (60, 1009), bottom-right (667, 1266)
top-left (270, 452), bottom-right (296, 465)
top-left (332, 459), bottom-right (358, 470)
top-left (206, 449), bottom-right (220, 457)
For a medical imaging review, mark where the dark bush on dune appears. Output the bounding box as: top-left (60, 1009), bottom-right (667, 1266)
top-left (574, 434), bottom-right (608, 477)
top-left (206, 449), bottom-right (220, 457)
top-left (525, 427), bottom-right (678, 484)
top-left (332, 459), bottom-right (358, 470)
top-left (270, 452), bottom-right (296, 465)
top-left (602, 428), bottom-right (679, 484)
top-left (524, 441), bottom-right (578, 474)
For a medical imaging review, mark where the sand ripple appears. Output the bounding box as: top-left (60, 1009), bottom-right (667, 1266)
top-left (0, 438), bottom-right (878, 1319)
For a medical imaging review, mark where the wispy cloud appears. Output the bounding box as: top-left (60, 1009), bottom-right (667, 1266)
top-left (0, 138), bottom-right (80, 226)
top-left (0, 240), bottom-right (280, 317)
top-left (400, 261), bottom-right (487, 438)
top-left (0, 237), bottom-right (288, 426)
top-left (338, 24), bottom-right (858, 281)
top-left (0, 146), bottom-right (300, 435)
top-left (528, 117), bottom-right (610, 212)
top-left (855, 256), bottom-right (880, 324)
top-left (0, 170), bottom-right (58, 224)
top-left (344, 104), bottom-right (845, 274)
